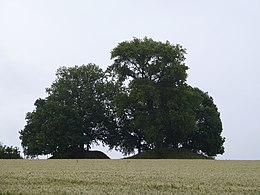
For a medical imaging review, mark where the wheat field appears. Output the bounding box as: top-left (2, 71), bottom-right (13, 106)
top-left (0, 159), bottom-right (259, 194)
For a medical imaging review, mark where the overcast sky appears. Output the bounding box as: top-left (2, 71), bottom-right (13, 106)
top-left (0, 0), bottom-right (259, 159)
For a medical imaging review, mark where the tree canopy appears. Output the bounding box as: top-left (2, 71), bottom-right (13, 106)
top-left (20, 38), bottom-right (225, 158)
top-left (106, 37), bottom-right (224, 156)
top-left (20, 64), bottom-right (113, 158)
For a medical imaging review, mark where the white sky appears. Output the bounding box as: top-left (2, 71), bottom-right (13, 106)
top-left (0, 0), bottom-right (259, 159)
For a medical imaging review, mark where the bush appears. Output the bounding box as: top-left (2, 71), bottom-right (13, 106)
top-left (0, 143), bottom-right (22, 159)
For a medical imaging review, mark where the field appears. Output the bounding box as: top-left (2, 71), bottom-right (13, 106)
top-left (0, 160), bottom-right (259, 194)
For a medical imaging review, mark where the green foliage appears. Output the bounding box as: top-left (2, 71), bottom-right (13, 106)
top-left (20, 64), bottom-right (114, 158)
top-left (106, 37), bottom-right (225, 157)
top-left (185, 88), bottom-right (225, 156)
top-left (109, 37), bottom-right (188, 84)
top-left (20, 37), bottom-right (225, 158)
top-left (106, 37), bottom-right (189, 154)
top-left (0, 142), bottom-right (22, 159)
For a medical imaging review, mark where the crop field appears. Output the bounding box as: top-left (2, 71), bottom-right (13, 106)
top-left (0, 159), bottom-right (259, 194)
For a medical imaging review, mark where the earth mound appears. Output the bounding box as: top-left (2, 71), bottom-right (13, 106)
top-left (49, 150), bottom-right (110, 159)
top-left (127, 148), bottom-right (212, 159)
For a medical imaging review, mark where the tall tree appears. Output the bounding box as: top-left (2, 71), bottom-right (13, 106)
top-left (20, 64), bottom-right (112, 158)
top-left (106, 37), bottom-right (225, 157)
top-left (107, 37), bottom-right (191, 153)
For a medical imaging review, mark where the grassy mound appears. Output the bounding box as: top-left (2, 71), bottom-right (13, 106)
top-left (127, 148), bottom-right (212, 159)
top-left (50, 150), bottom-right (110, 159)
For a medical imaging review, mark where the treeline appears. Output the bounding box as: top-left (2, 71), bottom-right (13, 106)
top-left (20, 38), bottom-right (225, 158)
top-left (0, 143), bottom-right (22, 159)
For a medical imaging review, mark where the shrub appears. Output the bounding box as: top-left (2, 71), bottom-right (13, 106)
top-left (0, 143), bottom-right (22, 159)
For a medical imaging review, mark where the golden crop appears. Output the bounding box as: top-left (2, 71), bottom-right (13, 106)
top-left (0, 159), bottom-right (259, 194)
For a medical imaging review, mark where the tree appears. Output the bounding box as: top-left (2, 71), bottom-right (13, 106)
top-left (106, 37), bottom-right (225, 156)
top-left (20, 64), bottom-right (113, 158)
top-left (107, 37), bottom-right (190, 152)
top-left (20, 98), bottom-right (82, 157)
top-left (0, 142), bottom-right (22, 159)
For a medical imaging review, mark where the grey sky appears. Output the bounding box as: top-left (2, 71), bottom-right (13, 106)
top-left (0, 0), bottom-right (259, 159)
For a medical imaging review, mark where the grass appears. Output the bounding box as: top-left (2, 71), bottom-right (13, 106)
top-left (0, 159), bottom-right (259, 194)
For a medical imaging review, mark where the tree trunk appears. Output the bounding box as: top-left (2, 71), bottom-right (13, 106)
top-left (80, 143), bottom-right (84, 151)
top-left (86, 144), bottom-right (90, 151)
top-left (137, 138), bottom-right (142, 154)
top-left (138, 146), bottom-right (141, 154)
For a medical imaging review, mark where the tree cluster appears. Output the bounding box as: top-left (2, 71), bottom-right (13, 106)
top-left (0, 142), bottom-right (22, 159)
top-left (20, 38), bottom-right (225, 158)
